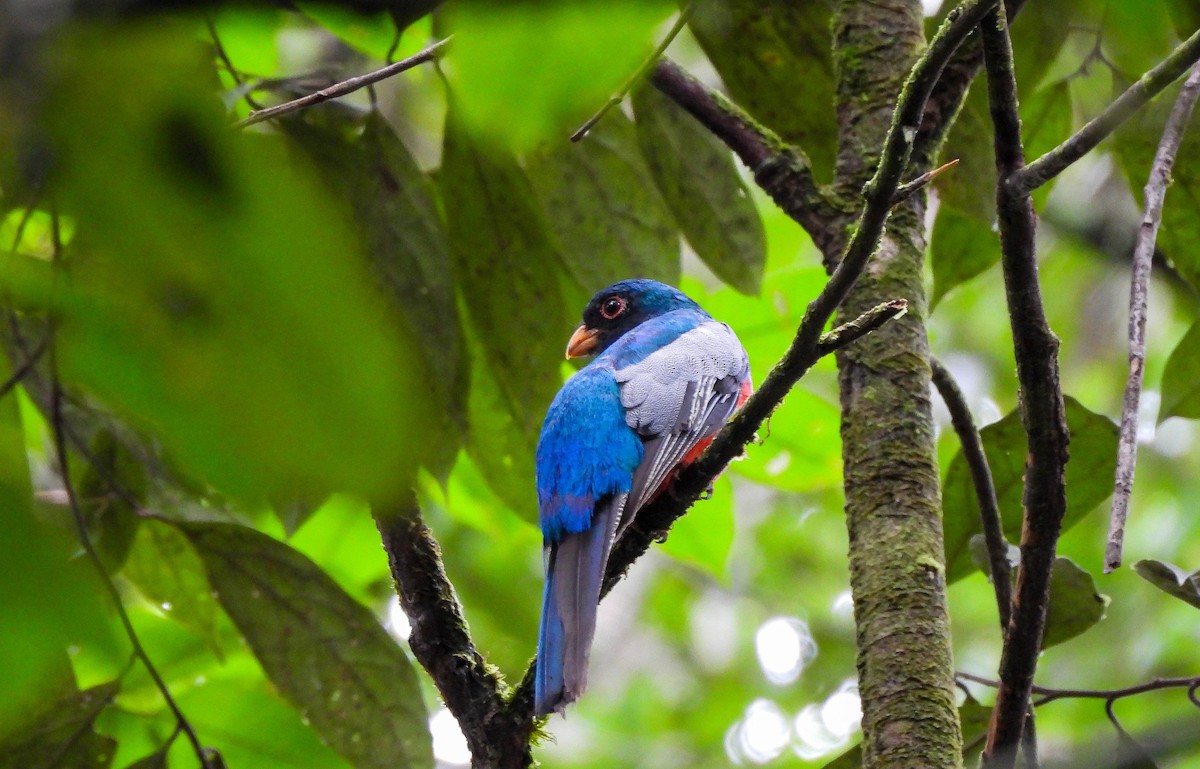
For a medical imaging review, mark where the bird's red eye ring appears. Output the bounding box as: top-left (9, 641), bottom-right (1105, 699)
top-left (600, 296), bottom-right (627, 320)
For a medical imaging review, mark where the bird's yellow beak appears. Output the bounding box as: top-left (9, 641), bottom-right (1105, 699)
top-left (565, 325), bottom-right (599, 359)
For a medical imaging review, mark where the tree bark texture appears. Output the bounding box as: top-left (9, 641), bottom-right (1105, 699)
top-left (831, 2), bottom-right (964, 767)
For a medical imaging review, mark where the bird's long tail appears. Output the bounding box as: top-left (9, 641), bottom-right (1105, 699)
top-left (534, 494), bottom-right (625, 717)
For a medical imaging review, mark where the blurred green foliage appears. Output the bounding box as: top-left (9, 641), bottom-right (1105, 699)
top-left (0, 2), bottom-right (1199, 769)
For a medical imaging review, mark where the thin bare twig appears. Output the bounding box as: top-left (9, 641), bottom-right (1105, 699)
top-left (930, 357), bottom-right (1012, 628)
top-left (235, 37), bottom-right (450, 128)
top-left (893, 159), bottom-right (960, 205)
top-left (959, 670), bottom-right (1200, 706)
top-left (1107, 63), bottom-right (1200, 573)
top-left (816, 298), bottom-right (908, 354)
top-left (570, 3), bottom-right (694, 142)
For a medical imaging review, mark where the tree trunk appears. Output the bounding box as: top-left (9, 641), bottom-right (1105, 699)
top-left (830, 2), bottom-right (964, 767)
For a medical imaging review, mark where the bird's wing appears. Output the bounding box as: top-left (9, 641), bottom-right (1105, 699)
top-left (614, 320), bottom-right (751, 524)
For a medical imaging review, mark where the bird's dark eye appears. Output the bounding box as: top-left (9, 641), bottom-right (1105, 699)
top-left (600, 296), bottom-right (627, 320)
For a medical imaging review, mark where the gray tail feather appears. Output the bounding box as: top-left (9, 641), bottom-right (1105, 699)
top-left (535, 495), bottom-right (624, 715)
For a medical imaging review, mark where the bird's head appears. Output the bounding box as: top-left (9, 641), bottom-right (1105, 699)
top-left (565, 279), bottom-right (700, 358)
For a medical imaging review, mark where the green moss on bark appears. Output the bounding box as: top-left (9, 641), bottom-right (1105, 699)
top-left (829, 2), bottom-right (964, 768)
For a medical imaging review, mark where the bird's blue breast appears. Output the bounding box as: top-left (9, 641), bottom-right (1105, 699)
top-left (536, 366), bottom-right (643, 541)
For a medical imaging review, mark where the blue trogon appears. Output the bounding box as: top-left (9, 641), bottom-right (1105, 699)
top-left (534, 279), bottom-right (752, 716)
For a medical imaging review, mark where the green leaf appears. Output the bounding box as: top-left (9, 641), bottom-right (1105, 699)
top-left (296, 3), bottom-right (401, 60)
top-left (934, 82), bottom-right (1070, 303)
top-left (1100, 1), bottom-right (1177, 78)
top-left (631, 84), bottom-right (767, 294)
top-left (1114, 728), bottom-right (1162, 769)
top-left (938, 92), bottom-right (996, 224)
top-left (930, 207), bottom-right (1001, 308)
top-left (0, 682), bottom-right (120, 769)
top-left (1023, 82), bottom-right (1074, 164)
top-left (1007, 0), bottom-right (1087, 91)
top-left (122, 746), bottom-right (169, 769)
top-left (943, 396), bottom-right (1119, 583)
top-left (659, 476), bottom-right (734, 580)
top-left (210, 5), bottom-right (284, 79)
top-left (122, 519), bottom-right (223, 658)
top-left (287, 112), bottom-right (467, 478)
top-left (445, 1), bottom-right (673, 151)
top-left (1158, 320), bottom-right (1200, 423)
top-left (1043, 557), bottom-right (1108, 648)
top-left (730, 387), bottom-right (842, 493)
top-left (967, 532), bottom-right (1019, 577)
top-left (179, 521), bottom-right (432, 769)
top-left (1165, 0), bottom-right (1200, 39)
top-left (387, 1), bottom-right (443, 36)
top-left (1133, 558), bottom-right (1200, 610)
top-left (689, 0), bottom-right (836, 179)
top-left (440, 105), bottom-right (568, 439)
top-left (77, 430), bottom-right (145, 574)
top-left (41, 25), bottom-right (429, 501)
top-left (463, 345), bottom-right (539, 524)
top-left (527, 109), bottom-right (680, 291)
top-left (178, 678), bottom-right (352, 769)
top-left (0, 357), bottom-right (114, 739)
top-left (958, 698), bottom-right (995, 765)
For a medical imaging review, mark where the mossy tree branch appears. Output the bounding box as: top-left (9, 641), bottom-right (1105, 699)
top-left (375, 502), bottom-right (534, 769)
top-left (825, 0), bottom-right (998, 765)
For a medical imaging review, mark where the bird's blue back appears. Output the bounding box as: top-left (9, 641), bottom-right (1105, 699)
top-left (535, 308), bottom-right (711, 540)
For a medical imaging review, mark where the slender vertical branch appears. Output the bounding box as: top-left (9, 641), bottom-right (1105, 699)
top-left (978, 6), bottom-right (1071, 768)
top-left (1107, 63), bottom-right (1200, 572)
top-left (930, 357), bottom-right (1011, 628)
